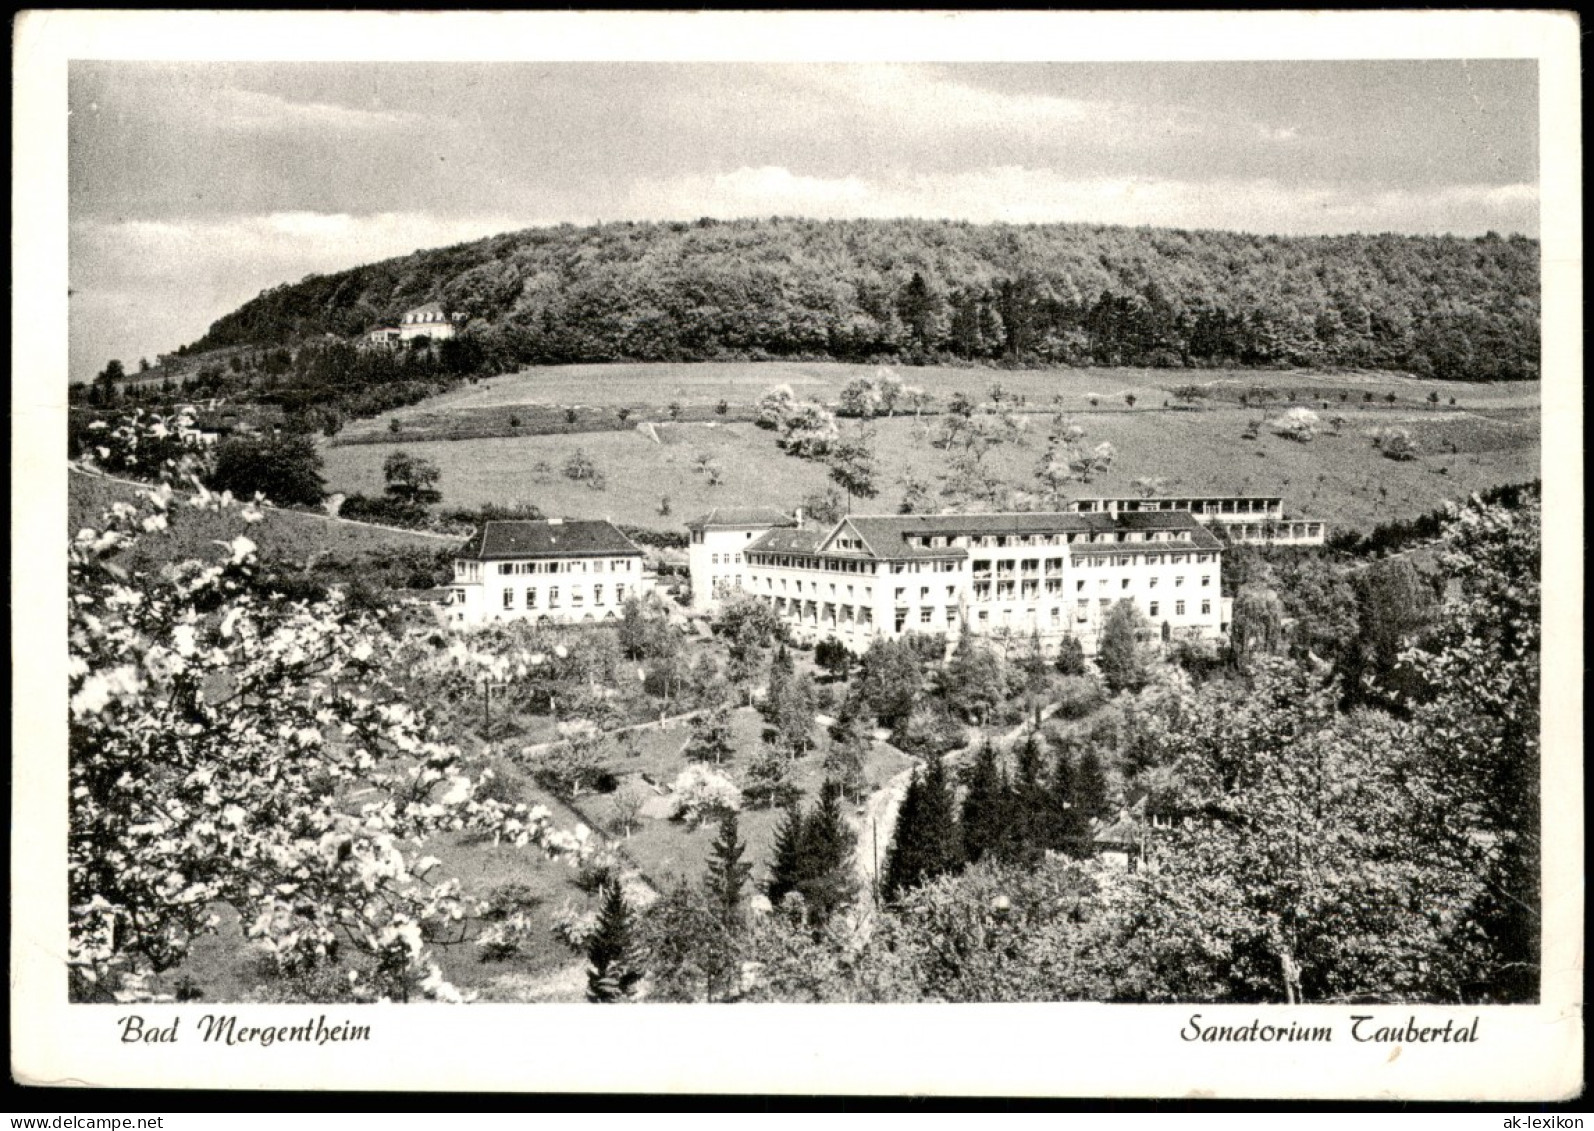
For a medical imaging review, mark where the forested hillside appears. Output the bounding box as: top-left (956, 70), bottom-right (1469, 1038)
top-left (189, 218), bottom-right (1538, 383)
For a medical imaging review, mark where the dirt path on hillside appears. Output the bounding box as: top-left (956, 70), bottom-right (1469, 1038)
top-left (855, 760), bottom-right (915, 894)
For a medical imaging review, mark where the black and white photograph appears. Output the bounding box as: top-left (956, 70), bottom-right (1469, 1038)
top-left (13, 9), bottom-right (1582, 1100)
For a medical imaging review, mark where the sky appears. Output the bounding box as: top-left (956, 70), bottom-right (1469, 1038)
top-left (68, 58), bottom-right (1539, 385)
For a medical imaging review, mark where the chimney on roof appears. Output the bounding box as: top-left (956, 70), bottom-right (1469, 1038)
top-left (795, 507), bottom-right (804, 528)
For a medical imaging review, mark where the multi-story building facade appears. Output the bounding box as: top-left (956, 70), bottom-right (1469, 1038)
top-left (730, 510), bottom-right (1226, 655)
top-left (1067, 495), bottom-right (1326, 545)
top-left (447, 519), bottom-right (653, 627)
top-left (685, 506), bottom-right (796, 611)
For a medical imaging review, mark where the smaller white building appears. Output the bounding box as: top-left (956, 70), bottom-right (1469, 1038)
top-left (685, 506), bottom-right (796, 611)
top-left (399, 302), bottom-right (460, 341)
top-left (447, 518), bottom-right (652, 626)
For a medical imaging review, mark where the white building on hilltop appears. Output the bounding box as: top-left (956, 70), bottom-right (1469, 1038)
top-left (692, 509), bottom-right (1228, 655)
top-left (367, 302), bottom-right (463, 346)
top-left (685, 506), bottom-right (797, 611)
top-left (447, 519), bottom-right (653, 626)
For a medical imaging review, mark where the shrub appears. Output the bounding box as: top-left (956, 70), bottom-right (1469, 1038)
top-left (1271, 407), bottom-right (1319, 443)
top-left (756, 384), bottom-right (798, 429)
top-left (564, 448), bottom-right (605, 488)
top-left (475, 882), bottom-right (547, 961)
top-left (524, 735), bottom-right (608, 799)
top-left (1378, 428), bottom-right (1419, 461)
top-left (891, 699), bottom-right (965, 759)
top-left (669, 766), bottom-right (743, 827)
top-left (336, 493), bottom-right (424, 527)
top-left (208, 432), bottom-right (327, 506)
top-left (1052, 674), bottom-right (1107, 720)
top-left (466, 754), bottom-right (531, 806)
top-left (573, 851), bottom-right (624, 896)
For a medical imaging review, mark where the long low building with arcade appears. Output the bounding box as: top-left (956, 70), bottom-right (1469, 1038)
top-left (713, 508), bottom-right (1230, 655)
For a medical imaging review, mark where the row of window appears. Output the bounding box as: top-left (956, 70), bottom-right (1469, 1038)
top-left (1075, 553), bottom-right (1212, 567)
top-left (765, 592), bottom-right (1215, 635)
top-left (495, 558), bottom-right (634, 576)
top-left (753, 572), bottom-right (1209, 604)
top-left (763, 575), bottom-right (874, 601)
top-left (969, 579), bottom-right (1064, 601)
top-left (752, 554), bottom-right (880, 575)
top-left (1075, 499), bottom-right (1281, 515)
top-left (768, 595), bottom-right (875, 627)
top-left (971, 558), bottom-right (1067, 575)
top-left (501, 583), bottom-right (627, 610)
top-left (709, 552), bottom-right (744, 567)
top-left (911, 530), bottom-right (1199, 549)
top-left (1078, 574), bottom-right (1210, 591)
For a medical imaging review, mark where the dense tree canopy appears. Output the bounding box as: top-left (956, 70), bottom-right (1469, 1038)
top-left (190, 218), bottom-right (1538, 382)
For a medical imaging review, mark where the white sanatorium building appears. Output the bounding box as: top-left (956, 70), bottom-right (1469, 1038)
top-left (696, 508), bottom-right (1229, 655)
top-left (447, 519), bottom-right (654, 626)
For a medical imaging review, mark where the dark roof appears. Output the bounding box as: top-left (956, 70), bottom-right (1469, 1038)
top-left (841, 511), bottom-right (1217, 558)
top-left (745, 510), bottom-right (1220, 560)
top-left (745, 525), bottom-right (828, 554)
top-left (458, 519), bottom-right (642, 561)
top-left (1088, 511), bottom-right (1210, 531)
top-left (1094, 817), bottom-right (1143, 849)
top-left (685, 506), bottom-right (795, 530)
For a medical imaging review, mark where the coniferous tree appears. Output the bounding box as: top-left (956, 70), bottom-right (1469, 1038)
top-left (586, 881), bottom-right (645, 1003)
top-left (959, 741), bottom-right (1008, 865)
top-left (883, 756), bottom-right (964, 901)
top-left (765, 800), bottom-right (807, 908)
top-left (881, 767), bottom-right (927, 902)
top-left (1071, 750), bottom-right (1112, 834)
top-left (921, 752), bottom-right (965, 877)
top-left (1044, 748), bottom-right (1074, 852)
top-left (797, 779), bottom-right (858, 926)
top-left (1056, 635), bottom-right (1087, 677)
top-left (1010, 733), bottom-right (1048, 861)
top-left (705, 810), bottom-right (754, 931)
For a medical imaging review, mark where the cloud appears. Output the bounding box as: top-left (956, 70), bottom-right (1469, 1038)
top-left (202, 87), bottom-right (434, 134)
top-left (788, 64), bottom-right (1099, 134)
top-left (620, 165), bottom-right (1539, 236)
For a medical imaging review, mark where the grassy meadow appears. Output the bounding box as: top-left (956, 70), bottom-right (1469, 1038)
top-left (343, 360), bottom-right (1538, 423)
top-left (320, 362), bottom-right (1539, 535)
